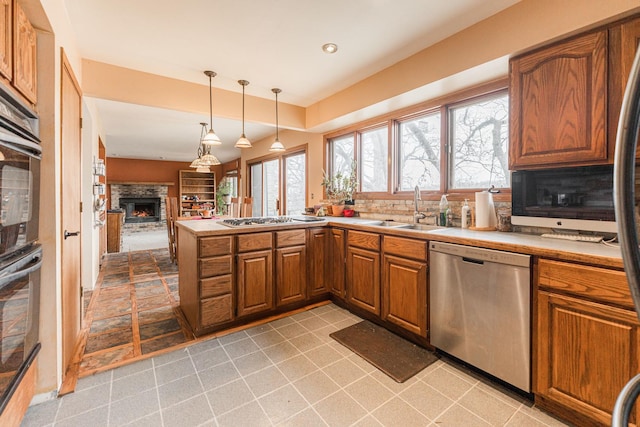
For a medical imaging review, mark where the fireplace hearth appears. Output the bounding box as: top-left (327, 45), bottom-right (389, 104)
top-left (119, 197), bottom-right (161, 223)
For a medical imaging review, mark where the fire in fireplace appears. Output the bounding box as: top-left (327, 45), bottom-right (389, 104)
top-left (119, 197), bottom-right (161, 223)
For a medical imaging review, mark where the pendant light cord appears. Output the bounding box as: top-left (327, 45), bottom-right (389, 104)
top-left (275, 90), bottom-right (279, 140)
top-left (208, 74), bottom-right (213, 132)
top-left (242, 84), bottom-right (246, 134)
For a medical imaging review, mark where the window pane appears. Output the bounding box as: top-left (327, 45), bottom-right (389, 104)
top-left (398, 113), bottom-right (441, 191)
top-left (263, 159), bottom-right (279, 216)
top-left (330, 135), bottom-right (354, 176)
top-left (450, 94), bottom-right (509, 189)
top-left (250, 163), bottom-right (262, 215)
top-left (284, 153), bottom-right (306, 215)
top-left (360, 127), bottom-right (388, 192)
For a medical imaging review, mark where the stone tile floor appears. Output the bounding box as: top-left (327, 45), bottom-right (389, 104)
top-left (22, 303), bottom-right (571, 426)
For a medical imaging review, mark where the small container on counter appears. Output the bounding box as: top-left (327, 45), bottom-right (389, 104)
top-left (461, 199), bottom-right (471, 229)
top-left (497, 208), bottom-right (512, 232)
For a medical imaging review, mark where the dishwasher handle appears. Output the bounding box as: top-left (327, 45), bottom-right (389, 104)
top-left (462, 257), bottom-right (484, 265)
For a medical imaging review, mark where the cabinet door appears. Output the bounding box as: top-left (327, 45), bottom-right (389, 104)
top-left (13, 1), bottom-right (36, 104)
top-left (0, 0), bottom-right (11, 81)
top-left (330, 228), bottom-right (346, 298)
top-left (382, 254), bottom-right (427, 336)
top-left (276, 245), bottom-right (307, 306)
top-left (536, 291), bottom-right (640, 426)
top-left (614, 17), bottom-right (640, 158)
top-left (307, 228), bottom-right (329, 297)
top-left (509, 30), bottom-right (607, 169)
top-left (346, 246), bottom-right (380, 315)
top-left (237, 250), bottom-right (273, 317)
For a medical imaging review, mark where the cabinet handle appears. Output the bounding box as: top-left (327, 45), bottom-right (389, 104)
top-left (64, 230), bottom-right (80, 239)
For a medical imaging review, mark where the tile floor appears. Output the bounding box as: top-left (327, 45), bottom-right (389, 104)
top-left (22, 303), bottom-right (570, 427)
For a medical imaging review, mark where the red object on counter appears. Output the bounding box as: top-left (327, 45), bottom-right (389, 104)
top-left (343, 209), bottom-right (355, 217)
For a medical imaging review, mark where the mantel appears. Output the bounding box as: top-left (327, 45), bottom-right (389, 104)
top-left (109, 181), bottom-right (174, 186)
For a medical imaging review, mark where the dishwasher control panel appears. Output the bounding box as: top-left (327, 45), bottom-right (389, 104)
top-left (429, 241), bottom-right (530, 267)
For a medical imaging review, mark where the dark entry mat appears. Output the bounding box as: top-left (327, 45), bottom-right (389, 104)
top-left (330, 320), bottom-right (439, 383)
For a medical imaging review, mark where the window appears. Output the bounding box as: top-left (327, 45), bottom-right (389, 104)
top-left (398, 112), bottom-right (441, 191)
top-left (329, 134), bottom-right (354, 177)
top-left (284, 152), bottom-right (305, 215)
top-left (360, 127), bottom-right (388, 192)
top-left (449, 93), bottom-right (509, 189)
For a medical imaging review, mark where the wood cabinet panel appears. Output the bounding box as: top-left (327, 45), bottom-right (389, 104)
top-left (307, 228), bottom-right (329, 297)
top-left (237, 249), bottom-right (274, 317)
top-left (12, 1), bottom-right (35, 104)
top-left (276, 229), bottom-right (305, 248)
top-left (330, 228), bottom-right (346, 298)
top-left (276, 245), bottom-right (306, 306)
top-left (382, 236), bottom-right (427, 261)
top-left (347, 230), bottom-right (380, 251)
top-left (346, 245), bottom-right (380, 315)
top-left (199, 255), bottom-right (232, 279)
top-left (536, 290), bottom-right (640, 426)
top-left (538, 259), bottom-right (632, 309)
top-left (201, 294), bottom-right (233, 326)
top-left (179, 170), bottom-right (215, 216)
top-left (0, 0), bottom-right (11, 81)
top-left (382, 254), bottom-right (427, 336)
top-left (237, 232), bottom-right (272, 252)
top-left (200, 274), bottom-right (232, 299)
top-left (509, 30), bottom-right (608, 169)
top-left (199, 235), bottom-right (233, 257)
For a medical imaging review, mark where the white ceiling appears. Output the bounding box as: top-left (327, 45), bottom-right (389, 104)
top-left (64, 0), bottom-right (520, 163)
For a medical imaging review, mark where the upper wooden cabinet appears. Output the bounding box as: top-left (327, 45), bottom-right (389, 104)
top-left (12, 1), bottom-right (35, 104)
top-left (0, 0), bottom-right (11, 81)
top-left (509, 30), bottom-right (608, 169)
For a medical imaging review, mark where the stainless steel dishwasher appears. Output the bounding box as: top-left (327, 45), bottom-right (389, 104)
top-left (429, 241), bottom-right (531, 392)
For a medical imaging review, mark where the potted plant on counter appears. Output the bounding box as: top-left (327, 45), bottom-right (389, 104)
top-left (216, 180), bottom-right (233, 214)
top-left (321, 162), bottom-right (358, 217)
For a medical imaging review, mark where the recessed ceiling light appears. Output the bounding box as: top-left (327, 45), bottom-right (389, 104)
top-left (322, 43), bottom-right (338, 54)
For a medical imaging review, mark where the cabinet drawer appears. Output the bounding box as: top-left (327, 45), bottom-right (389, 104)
top-left (237, 232), bottom-right (272, 252)
top-left (199, 236), bottom-right (232, 257)
top-left (200, 294), bottom-right (233, 327)
top-left (347, 230), bottom-right (380, 251)
top-left (200, 274), bottom-right (232, 299)
top-left (383, 236), bottom-right (427, 261)
top-left (276, 229), bottom-right (306, 248)
top-left (538, 259), bottom-right (633, 309)
top-left (199, 255), bottom-right (233, 278)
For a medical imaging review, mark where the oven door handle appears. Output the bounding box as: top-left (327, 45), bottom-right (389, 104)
top-left (0, 255), bottom-right (42, 288)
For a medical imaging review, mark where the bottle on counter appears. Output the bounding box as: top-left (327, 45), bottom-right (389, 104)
top-left (461, 199), bottom-right (471, 229)
top-left (439, 194), bottom-right (449, 226)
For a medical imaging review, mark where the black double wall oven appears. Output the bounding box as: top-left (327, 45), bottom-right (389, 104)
top-left (0, 85), bottom-right (41, 414)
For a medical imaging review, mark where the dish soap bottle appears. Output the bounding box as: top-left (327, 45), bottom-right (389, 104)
top-left (439, 194), bottom-right (449, 226)
top-left (461, 199), bottom-right (471, 229)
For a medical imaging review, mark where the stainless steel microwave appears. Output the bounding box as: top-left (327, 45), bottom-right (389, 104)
top-left (511, 165), bottom-right (617, 233)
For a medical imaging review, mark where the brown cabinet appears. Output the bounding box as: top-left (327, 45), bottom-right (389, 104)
top-left (329, 228), bottom-right (346, 298)
top-left (0, 0), bottom-right (11, 81)
top-left (535, 259), bottom-right (640, 426)
top-left (236, 232), bottom-right (274, 317)
top-left (179, 170), bottom-right (216, 216)
top-left (307, 228), bottom-right (329, 297)
top-left (510, 30), bottom-right (608, 169)
top-left (106, 210), bottom-right (123, 253)
top-left (275, 230), bottom-right (306, 307)
top-left (382, 236), bottom-right (428, 337)
top-left (346, 230), bottom-right (381, 315)
top-left (12, 1), bottom-right (35, 104)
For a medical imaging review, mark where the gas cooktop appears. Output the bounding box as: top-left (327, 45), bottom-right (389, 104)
top-left (221, 216), bottom-right (325, 227)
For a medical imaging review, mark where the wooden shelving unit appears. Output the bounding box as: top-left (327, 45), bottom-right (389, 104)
top-left (179, 170), bottom-right (216, 216)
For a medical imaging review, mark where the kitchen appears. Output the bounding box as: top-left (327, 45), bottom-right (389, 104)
top-left (2, 1), bottom-right (640, 426)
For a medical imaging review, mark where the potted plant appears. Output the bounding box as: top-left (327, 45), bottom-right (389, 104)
top-left (321, 162), bottom-right (358, 216)
top-left (216, 180), bottom-right (233, 214)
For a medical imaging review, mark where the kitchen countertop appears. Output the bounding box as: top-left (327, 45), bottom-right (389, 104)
top-left (176, 216), bottom-right (623, 269)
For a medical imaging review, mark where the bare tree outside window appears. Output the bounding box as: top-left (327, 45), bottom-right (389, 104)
top-left (360, 127), bottom-right (388, 192)
top-left (398, 112), bottom-right (441, 191)
top-left (450, 94), bottom-right (509, 189)
top-left (330, 135), bottom-right (354, 176)
top-left (285, 153), bottom-right (305, 215)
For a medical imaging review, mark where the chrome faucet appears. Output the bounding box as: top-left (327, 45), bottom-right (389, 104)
top-left (413, 185), bottom-right (426, 224)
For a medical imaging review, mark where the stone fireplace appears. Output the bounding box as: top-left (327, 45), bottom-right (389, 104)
top-left (110, 183), bottom-right (168, 232)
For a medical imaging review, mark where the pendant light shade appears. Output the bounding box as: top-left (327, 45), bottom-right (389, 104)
top-left (269, 88), bottom-right (285, 152)
top-left (202, 70), bottom-right (222, 145)
top-left (191, 122), bottom-right (220, 170)
top-left (235, 80), bottom-right (252, 149)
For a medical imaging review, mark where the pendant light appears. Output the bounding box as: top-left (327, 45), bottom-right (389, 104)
top-left (235, 80), bottom-right (252, 148)
top-left (269, 88), bottom-right (285, 152)
top-left (202, 70), bottom-right (222, 145)
top-left (190, 122), bottom-right (220, 172)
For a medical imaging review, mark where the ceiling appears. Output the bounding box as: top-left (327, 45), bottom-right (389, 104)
top-left (64, 0), bottom-right (520, 163)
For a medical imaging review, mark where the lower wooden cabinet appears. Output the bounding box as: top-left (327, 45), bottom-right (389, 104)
top-left (346, 245), bottom-right (380, 315)
top-left (330, 228), bottom-right (346, 298)
top-left (307, 228), bottom-right (329, 297)
top-left (535, 259), bottom-right (640, 426)
top-left (276, 245), bottom-right (307, 306)
top-left (237, 249), bottom-right (274, 317)
top-left (382, 254), bottom-right (427, 337)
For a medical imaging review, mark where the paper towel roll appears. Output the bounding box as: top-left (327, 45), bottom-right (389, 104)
top-left (475, 191), bottom-right (497, 228)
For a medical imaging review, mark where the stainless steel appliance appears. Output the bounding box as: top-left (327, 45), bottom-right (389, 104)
top-left (612, 39), bottom-right (640, 426)
top-left (0, 86), bottom-right (41, 414)
top-left (429, 242), bottom-right (531, 392)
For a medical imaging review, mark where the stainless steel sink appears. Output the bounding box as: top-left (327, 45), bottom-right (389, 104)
top-left (397, 223), bottom-right (443, 231)
top-left (366, 220), bottom-right (409, 227)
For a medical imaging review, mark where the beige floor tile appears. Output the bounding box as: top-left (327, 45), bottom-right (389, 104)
top-left (314, 390), bottom-right (368, 427)
top-left (344, 375), bottom-right (395, 412)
